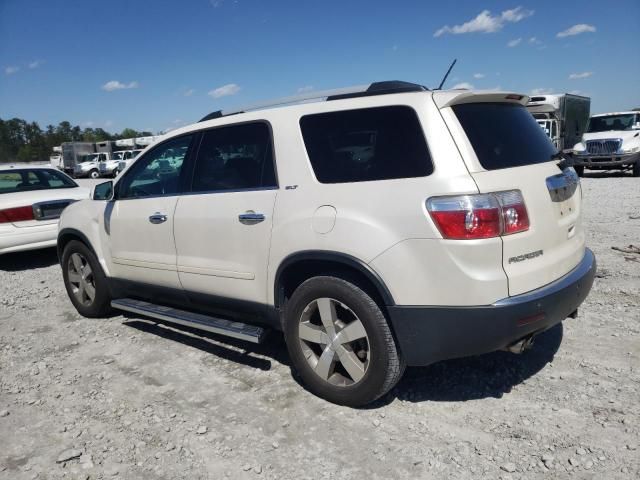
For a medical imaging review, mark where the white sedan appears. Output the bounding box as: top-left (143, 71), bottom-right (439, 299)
top-left (0, 166), bottom-right (89, 254)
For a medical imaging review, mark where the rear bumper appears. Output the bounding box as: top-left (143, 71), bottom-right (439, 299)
top-left (573, 152), bottom-right (639, 168)
top-left (387, 248), bottom-right (596, 366)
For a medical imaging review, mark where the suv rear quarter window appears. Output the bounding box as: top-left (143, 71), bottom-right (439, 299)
top-left (453, 102), bottom-right (557, 171)
top-left (300, 106), bottom-right (433, 183)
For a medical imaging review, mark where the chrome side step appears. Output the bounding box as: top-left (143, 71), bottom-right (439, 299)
top-left (111, 298), bottom-right (266, 344)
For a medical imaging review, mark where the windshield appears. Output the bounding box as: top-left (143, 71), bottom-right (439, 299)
top-left (453, 102), bottom-right (557, 171)
top-left (81, 153), bottom-right (99, 163)
top-left (0, 169), bottom-right (78, 194)
top-left (587, 114), bottom-right (638, 133)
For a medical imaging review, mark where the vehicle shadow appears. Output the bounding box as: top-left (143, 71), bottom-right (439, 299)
top-left (378, 323), bottom-right (564, 406)
top-left (0, 247), bottom-right (59, 271)
top-left (122, 317), bottom-right (290, 372)
top-left (582, 170), bottom-right (633, 178)
top-left (122, 313), bottom-right (563, 407)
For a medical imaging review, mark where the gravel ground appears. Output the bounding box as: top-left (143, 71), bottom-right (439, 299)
top-left (1, 174), bottom-right (639, 480)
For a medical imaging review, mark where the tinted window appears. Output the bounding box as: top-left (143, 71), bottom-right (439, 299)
top-left (0, 169), bottom-right (77, 194)
top-left (192, 122), bottom-right (276, 192)
top-left (453, 103), bottom-right (557, 171)
top-left (300, 106), bottom-right (432, 184)
top-left (118, 135), bottom-right (193, 199)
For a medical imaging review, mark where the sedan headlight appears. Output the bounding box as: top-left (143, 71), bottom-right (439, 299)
top-left (621, 145), bottom-right (640, 154)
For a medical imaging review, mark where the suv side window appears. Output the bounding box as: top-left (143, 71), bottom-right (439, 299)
top-left (300, 106), bottom-right (433, 184)
top-left (191, 122), bottom-right (277, 192)
top-left (117, 135), bottom-right (193, 199)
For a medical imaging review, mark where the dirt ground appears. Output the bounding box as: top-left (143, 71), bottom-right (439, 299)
top-left (1, 173), bottom-right (638, 480)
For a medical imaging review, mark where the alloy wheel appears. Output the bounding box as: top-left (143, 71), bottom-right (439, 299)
top-left (67, 252), bottom-right (96, 306)
top-left (298, 297), bottom-right (370, 386)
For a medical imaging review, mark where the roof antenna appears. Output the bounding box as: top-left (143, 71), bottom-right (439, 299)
top-left (436, 59), bottom-right (457, 90)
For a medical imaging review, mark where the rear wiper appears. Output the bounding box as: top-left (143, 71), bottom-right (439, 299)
top-left (551, 151), bottom-right (574, 170)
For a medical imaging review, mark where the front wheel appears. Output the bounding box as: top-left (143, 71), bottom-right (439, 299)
top-left (283, 276), bottom-right (405, 406)
top-left (89, 169), bottom-right (100, 179)
top-left (574, 165), bottom-right (584, 177)
top-left (632, 161), bottom-right (640, 177)
top-left (61, 240), bottom-right (113, 317)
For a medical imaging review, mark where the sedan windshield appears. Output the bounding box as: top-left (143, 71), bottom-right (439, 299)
top-left (587, 114), bottom-right (638, 132)
top-left (0, 169), bottom-right (78, 194)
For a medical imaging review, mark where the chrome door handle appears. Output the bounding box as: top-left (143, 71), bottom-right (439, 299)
top-left (149, 213), bottom-right (168, 224)
top-left (238, 212), bottom-right (265, 224)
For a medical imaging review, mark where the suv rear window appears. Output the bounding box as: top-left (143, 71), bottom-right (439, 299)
top-left (300, 106), bottom-right (433, 183)
top-left (453, 102), bottom-right (557, 171)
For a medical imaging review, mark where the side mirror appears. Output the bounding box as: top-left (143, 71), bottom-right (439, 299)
top-left (92, 181), bottom-right (114, 201)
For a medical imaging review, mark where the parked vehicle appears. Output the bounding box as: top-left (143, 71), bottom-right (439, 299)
top-left (61, 142), bottom-right (95, 176)
top-left (98, 150), bottom-right (143, 177)
top-left (58, 81), bottom-right (596, 406)
top-left (0, 166), bottom-right (88, 254)
top-left (526, 94), bottom-right (590, 152)
top-left (571, 111), bottom-right (640, 176)
top-left (73, 152), bottom-right (115, 179)
top-left (113, 149), bottom-right (144, 176)
top-left (49, 146), bottom-right (63, 170)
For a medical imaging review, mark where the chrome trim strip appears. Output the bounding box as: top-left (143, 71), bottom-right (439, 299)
top-left (111, 298), bottom-right (265, 343)
top-left (494, 248), bottom-right (595, 306)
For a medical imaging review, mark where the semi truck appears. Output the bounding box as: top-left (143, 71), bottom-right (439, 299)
top-left (526, 94), bottom-right (591, 152)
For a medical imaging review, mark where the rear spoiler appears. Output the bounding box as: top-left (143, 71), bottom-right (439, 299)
top-left (433, 91), bottom-right (530, 109)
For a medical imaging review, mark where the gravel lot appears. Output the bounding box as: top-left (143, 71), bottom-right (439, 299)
top-left (1, 174), bottom-right (638, 480)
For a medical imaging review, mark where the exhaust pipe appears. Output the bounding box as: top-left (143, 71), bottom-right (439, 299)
top-left (504, 335), bottom-right (535, 354)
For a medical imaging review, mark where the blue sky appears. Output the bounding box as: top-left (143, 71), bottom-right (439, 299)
top-left (1, 0), bottom-right (638, 134)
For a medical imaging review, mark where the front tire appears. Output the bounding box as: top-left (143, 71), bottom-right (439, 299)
top-left (574, 165), bottom-right (584, 177)
top-left (632, 161), bottom-right (640, 177)
top-left (89, 169), bottom-right (100, 179)
top-left (283, 276), bottom-right (405, 406)
top-left (61, 240), bottom-right (112, 317)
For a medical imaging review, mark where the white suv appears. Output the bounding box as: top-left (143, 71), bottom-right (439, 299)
top-left (57, 81), bottom-right (596, 406)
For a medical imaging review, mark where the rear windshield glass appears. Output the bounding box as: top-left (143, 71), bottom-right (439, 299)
top-left (0, 169), bottom-right (77, 194)
top-left (453, 102), bottom-right (557, 171)
top-left (300, 106), bottom-right (433, 183)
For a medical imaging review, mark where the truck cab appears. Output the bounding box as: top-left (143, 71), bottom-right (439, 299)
top-left (74, 152), bottom-right (113, 178)
top-left (572, 112), bottom-right (640, 176)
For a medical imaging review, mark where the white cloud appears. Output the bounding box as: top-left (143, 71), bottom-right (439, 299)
top-left (531, 88), bottom-right (554, 95)
top-left (102, 80), bottom-right (139, 91)
top-left (557, 24), bottom-right (596, 38)
top-left (209, 0), bottom-right (224, 6)
top-left (82, 121), bottom-right (94, 127)
top-left (28, 60), bottom-right (42, 69)
top-left (297, 85), bottom-right (314, 93)
top-left (434, 7), bottom-right (534, 37)
top-left (104, 120), bottom-right (114, 128)
top-left (452, 82), bottom-right (474, 89)
top-left (507, 37), bottom-right (522, 47)
top-left (183, 88), bottom-right (195, 97)
top-left (5, 66), bottom-right (19, 75)
top-left (528, 36), bottom-right (541, 44)
top-left (473, 73), bottom-right (485, 79)
top-left (208, 83), bottom-right (241, 98)
top-left (568, 71), bottom-right (593, 80)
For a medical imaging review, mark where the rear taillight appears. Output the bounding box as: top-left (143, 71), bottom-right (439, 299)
top-left (426, 190), bottom-right (529, 240)
top-left (0, 206), bottom-right (35, 224)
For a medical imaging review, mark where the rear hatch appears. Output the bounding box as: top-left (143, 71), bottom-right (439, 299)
top-left (436, 92), bottom-right (585, 296)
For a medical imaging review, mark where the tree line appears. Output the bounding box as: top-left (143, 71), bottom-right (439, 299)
top-left (0, 117), bottom-right (153, 163)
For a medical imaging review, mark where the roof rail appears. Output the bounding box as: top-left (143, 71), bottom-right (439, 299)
top-left (198, 80), bottom-right (428, 122)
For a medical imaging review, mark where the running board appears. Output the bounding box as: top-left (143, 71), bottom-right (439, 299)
top-left (111, 298), bottom-right (266, 344)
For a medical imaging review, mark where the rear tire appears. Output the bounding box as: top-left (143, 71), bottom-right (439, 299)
top-left (632, 161), bottom-right (640, 177)
top-left (61, 240), bottom-right (113, 318)
top-left (574, 165), bottom-right (584, 177)
top-left (283, 276), bottom-right (405, 406)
